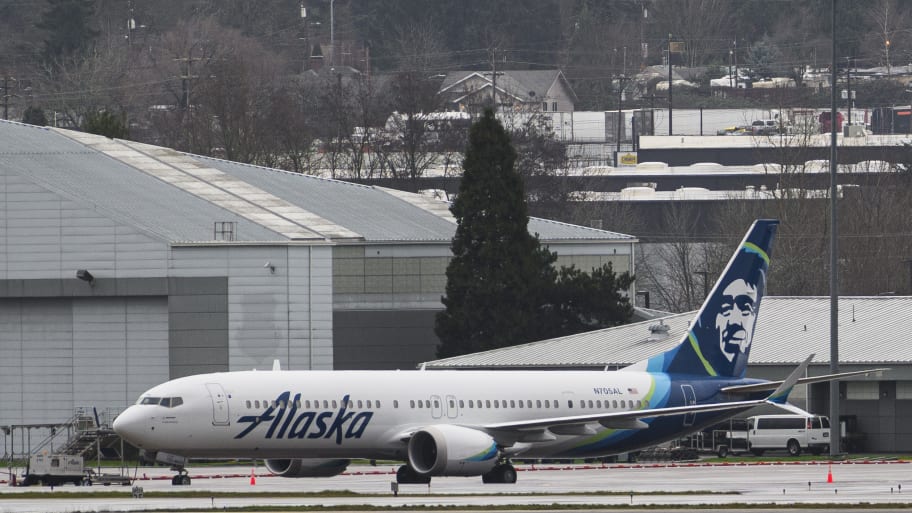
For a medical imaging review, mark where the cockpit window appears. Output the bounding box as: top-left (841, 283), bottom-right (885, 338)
top-left (139, 396), bottom-right (183, 407)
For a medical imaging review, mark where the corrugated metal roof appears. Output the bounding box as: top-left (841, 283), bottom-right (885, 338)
top-left (0, 122), bottom-right (284, 242)
top-left (0, 120), bottom-right (633, 245)
top-left (423, 296), bottom-right (912, 369)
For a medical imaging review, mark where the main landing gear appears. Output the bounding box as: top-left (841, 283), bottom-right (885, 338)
top-left (481, 463), bottom-right (517, 484)
top-left (395, 461), bottom-right (518, 485)
top-left (170, 466), bottom-right (191, 486)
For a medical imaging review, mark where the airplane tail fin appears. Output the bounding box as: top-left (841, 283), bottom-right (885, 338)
top-left (629, 219), bottom-right (779, 378)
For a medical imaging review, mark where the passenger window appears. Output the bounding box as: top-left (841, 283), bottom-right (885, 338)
top-left (620, 400), bottom-right (626, 408)
top-left (376, 400), bottom-right (381, 408)
top-left (366, 400), bottom-right (372, 408)
top-left (410, 400), bottom-right (415, 408)
top-left (449, 400), bottom-right (455, 409)
top-left (636, 400), bottom-right (642, 408)
top-left (468, 400), bottom-right (474, 408)
top-left (588, 400), bottom-right (594, 408)
top-left (494, 400), bottom-right (500, 408)
top-left (568, 400), bottom-right (573, 408)
top-left (509, 400), bottom-right (515, 408)
top-left (246, 400), bottom-right (251, 409)
top-left (304, 400), bottom-right (310, 408)
top-left (357, 400), bottom-right (363, 409)
top-left (526, 400), bottom-right (532, 408)
top-left (536, 400), bottom-right (542, 408)
top-left (612, 400), bottom-right (618, 408)
top-left (323, 400), bottom-right (329, 408)
top-left (518, 401), bottom-right (523, 409)
top-left (486, 400), bottom-right (491, 408)
top-left (459, 400), bottom-right (464, 408)
top-left (295, 399), bottom-right (302, 408)
top-left (433, 400), bottom-right (439, 408)
top-left (331, 400), bottom-right (337, 408)
top-left (255, 400), bottom-right (261, 409)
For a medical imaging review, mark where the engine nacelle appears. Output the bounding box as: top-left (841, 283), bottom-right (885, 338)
top-left (407, 424), bottom-right (499, 477)
top-left (264, 458), bottom-right (349, 478)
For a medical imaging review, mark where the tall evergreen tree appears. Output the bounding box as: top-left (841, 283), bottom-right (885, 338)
top-left (435, 109), bottom-right (557, 358)
top-left (435, 109), bottom-right (635, 358)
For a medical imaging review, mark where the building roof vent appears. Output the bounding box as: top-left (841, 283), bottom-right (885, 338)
top-left (647, 320), bottom-right (671, 340)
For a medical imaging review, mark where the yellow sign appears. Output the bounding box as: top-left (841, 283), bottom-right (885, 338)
top-left (619, 152), bottom-right (638, 167)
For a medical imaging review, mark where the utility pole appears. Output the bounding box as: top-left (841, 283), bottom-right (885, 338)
top-left (667, 33), bottom-right (673, 135)
top-left (828, 0), bottom-right (840, 458)
top-left (616, 75), bottom-right (625, 156)
top-left (845, 56), bottom-right (852, 126)
top-left (491, 47), bottom-right (496, 107)
top-left (330, 0), bottom-right (335, 68)
top-left (1, 76), bottom-right (9, 120)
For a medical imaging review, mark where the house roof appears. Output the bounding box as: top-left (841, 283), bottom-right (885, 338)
top-left (422, 296), bottom-right (912, 369)
top-left (440, 70), bottom-right (577, 103)
top-left (0, 120), bottom-right (631, 245)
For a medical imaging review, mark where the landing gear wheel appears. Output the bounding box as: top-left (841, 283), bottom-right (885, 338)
top-left (787, 439), bottom-right (801, 456)
top-left (396, 465), bottom-right (431, 485)
top-left (171, 468), bottom-right (191, 486)
top-left (482, 464), bottom-right (517, 484)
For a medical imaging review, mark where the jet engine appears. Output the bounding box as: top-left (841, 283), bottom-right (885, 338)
top-left (407, 424), bottom-right (499, 476)
top-left (264, 458), bottom-right (350, 477)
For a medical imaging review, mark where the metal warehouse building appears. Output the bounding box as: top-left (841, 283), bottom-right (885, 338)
top-left (0, 120), bottom-right (636, 429)
top-left (424, 296), bottom-right (911, 453)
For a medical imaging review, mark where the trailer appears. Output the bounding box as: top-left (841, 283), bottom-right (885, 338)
top-left (20, 454), bottom-right (85, 486)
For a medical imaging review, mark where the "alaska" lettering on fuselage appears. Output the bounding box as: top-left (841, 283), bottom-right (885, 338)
top-left (235, 392), bottom-right (373, 444)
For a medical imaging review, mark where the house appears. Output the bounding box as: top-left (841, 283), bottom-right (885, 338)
top-left (438, 70), bottom-right (578, 113)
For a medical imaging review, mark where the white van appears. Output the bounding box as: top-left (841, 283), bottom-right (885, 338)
top-left (746, 414), bottom-right (830, 456)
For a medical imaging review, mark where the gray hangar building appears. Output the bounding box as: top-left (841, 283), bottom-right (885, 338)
top-left (0, 120), bottom-right (636, 428)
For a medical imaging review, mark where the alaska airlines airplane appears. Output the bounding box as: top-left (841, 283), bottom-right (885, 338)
top-left (113, 219), bottom-right (877, 485)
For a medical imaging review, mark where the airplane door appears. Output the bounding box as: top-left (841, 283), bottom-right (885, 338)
top-left (430, 395), bottom-right (443, 419)
top-left (206, 383), bottom-right (230, 426)
top-left (445, 395), bottom-right (459, 419)
top-left (681, 384), bottom-right (696, 427)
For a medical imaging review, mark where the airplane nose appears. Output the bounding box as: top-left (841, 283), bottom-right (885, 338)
top-left (113, 406), bottom-right (147, 445)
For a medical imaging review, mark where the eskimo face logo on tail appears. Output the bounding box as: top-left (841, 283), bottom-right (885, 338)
top-left (235, 392), bottom-right (373, 444)
top-left (716, 278), bottom-right (758, 362)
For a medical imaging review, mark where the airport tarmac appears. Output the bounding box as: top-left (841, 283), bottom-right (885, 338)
top-left (1, 460), bottom-right (911, 512)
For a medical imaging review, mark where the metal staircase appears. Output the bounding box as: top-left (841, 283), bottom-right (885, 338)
top-left (30, 408), bottom-right (122, 460)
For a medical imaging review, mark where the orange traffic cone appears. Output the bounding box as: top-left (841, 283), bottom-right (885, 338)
top-left (250, 468), bottom-right (256, 485)
top-left (826, 463), bottom-right (833, 483)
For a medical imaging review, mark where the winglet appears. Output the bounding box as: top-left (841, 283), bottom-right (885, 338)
top-left (272, 359), bottom-right (281, 371)
top-left (767, 354), bottom-right (814, 405)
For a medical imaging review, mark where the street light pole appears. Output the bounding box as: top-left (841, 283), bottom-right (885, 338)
top-left (330, 0), bottom-right (335, 67)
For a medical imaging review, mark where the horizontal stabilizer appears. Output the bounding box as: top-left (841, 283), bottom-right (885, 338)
top-left (766, 354), bottom-right (814, 404)
top-left (722, 367), bottom-right (889, 395)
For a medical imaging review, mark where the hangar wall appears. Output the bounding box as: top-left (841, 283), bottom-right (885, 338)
top-left (0, 296), bottom-right (168, 426)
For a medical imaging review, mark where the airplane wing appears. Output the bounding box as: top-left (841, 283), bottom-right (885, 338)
top-left (720, 368), bottom-right (889, 395)
top-left (484, 355), bottom-right (815, 433)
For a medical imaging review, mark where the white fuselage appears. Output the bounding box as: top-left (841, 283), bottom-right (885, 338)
top-left (114, 369), bottom-right (672, 460)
